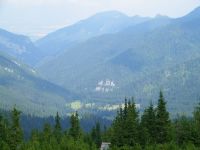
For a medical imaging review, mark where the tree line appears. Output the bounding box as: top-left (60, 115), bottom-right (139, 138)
top-left (105, 91), bottom-right (200, 149)
top-left (0, 91), bottom-right (200, 149)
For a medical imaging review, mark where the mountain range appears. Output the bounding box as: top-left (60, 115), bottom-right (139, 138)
top-left (36, 11), bottom-right (150, 60)
top-left (36, 7), bottom-right (200, 114)
top-left (1, 7), bottom-right (200, 116)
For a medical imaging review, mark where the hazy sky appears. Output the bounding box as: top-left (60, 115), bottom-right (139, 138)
top-left (0, 0), bottom-right (200, 40)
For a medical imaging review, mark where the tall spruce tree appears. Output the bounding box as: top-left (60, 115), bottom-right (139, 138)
top-left (54, 112), bottom-right (62, 142)
top-left (124, 99), bottom-right (139, 146)
top-left (69, 111), bottom-right (81, 140)
top-left (111, 98), bottom-right (139, 147)
top-left (194, 103), bottom-right (200, 122)
top-left (8, 107), bottom-right (23, 150)
top-left (174, 115), bottom-right (194, 145)
top-left (139, 108), bottom-right (150, 146)
top-left (140, 102), bottom-right (156, 145)
top-left (124, 98), bottom-right (128, 119)
top-left (193, 103), bottom-right (200, 145)
top-left (91, 127), bottom-right (96, 142)
top-left (0, 114), bottom-right (8, 147)
top-left (43, 123), bottom-right (52, 143)
top-left (91, 122), bottom-right (102, 148)
top-left (155, 91), bottom-right (171, 144)
top-left (111, 106), bottom-right (124, 147)
top-left (95, 122), bottom-right (102, 148)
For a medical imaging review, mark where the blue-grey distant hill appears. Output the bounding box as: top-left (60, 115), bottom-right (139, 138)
top-left (36, 11), bottom-right (150, 59)
top-left (37, 7), bottom-right (200, 114)
top-left (0, 29), bottom-right (42, 66)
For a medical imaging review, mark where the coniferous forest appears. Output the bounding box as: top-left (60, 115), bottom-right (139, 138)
top-left (0, 91), bottom-right (200, 150)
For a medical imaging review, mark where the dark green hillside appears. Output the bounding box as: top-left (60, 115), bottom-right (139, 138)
top-left (0, 53), bottom-right (78, 116)
top-left (121, 57), bottom-right (200, 115)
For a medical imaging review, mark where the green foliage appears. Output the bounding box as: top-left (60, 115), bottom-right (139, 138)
top-left (193, 103), bottom-right (200, 146)
top-left (140, 101), bottom-right (156, 145)
top-left (111, 98), bottom-right (139, 147)
top-left (174, 115), bottom-right (195, 145)
top-left (69, 111), bottom-right (82, 140)
top-left (0, 113), bottom-right (9, 145)
top-left (8, 107), bottom-right (23, 150)
top-left (1, 92), bottom-right (200, 150)
top-left (108, 92), bottom-right (200, 149)
top-left (53, 112), bottom-right (62, 142)
top-left (155, 91), bottom-right (171, 144)
top-left (91, 122), bottom-right (102, 148)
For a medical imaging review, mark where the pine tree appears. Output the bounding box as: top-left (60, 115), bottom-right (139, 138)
top-left (174, 115), bottom-right (194, 145)
top-left (8, 107), bottom-right (23, 150)
top-left (194, 103), bottom-right (200, 130)
top-left (111, 107), bottom-right (124, 147)
top-left (193, 103), bottom-right (200, 146)
top-left (155, 91), bottom-right (171, 144)
top-left (43, 123), bottom-right (52, 143)
top-left (124, 99), bottom-right (139, 146)
top-left (54, 112), bottom-right (62, 142)
top-left (124, 98), bottom-right (128, 119)
top-left (69, 111), bottom-right (81, 140)
top-left (111, 98), bottom-right (139, 147)
top-left (30, 129), bottom-right (40, 143)
top-left (91, 122), bottom-right (102, 148)
top-left (140, 102), bottom-right (156, 145)
top-left (0, 114), bottom-right (9, 147)
top-left (95, 122), bottom-right (102, 148)
top-left (91, 126), bottom-right (96, 141)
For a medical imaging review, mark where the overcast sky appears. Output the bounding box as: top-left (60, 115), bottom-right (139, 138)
top-left (0, 0), bottom-right (200, 40)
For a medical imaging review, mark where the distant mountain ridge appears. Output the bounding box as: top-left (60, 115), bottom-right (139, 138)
top-left (0, 28), bottom-right (41, 66)
top-left (36, 7), bottom-right (200, 114)
top-left (36, 11), bottom-right (150, 59)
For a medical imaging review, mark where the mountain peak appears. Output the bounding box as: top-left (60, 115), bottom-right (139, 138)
top-left (155, 14), bottom-right (169, 19)
top-left (88, 10), bottom-right (128, 20)
top-left (183, 6), bottom-right (200, 19)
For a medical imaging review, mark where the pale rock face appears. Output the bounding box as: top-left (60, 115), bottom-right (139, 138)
top-left (85, 103), bottom-right (95, 108)
top-left (164, 70), bottom-right (171, 78)
top-left (4, 67), bottom-right (14, 73)
top-left (98, 80), bottom-right (104, 86)
top-left (0, 37), bottom-right (26, 54)
top-left (12, 60), bottom-right (21, 66)
top-left (30, 69), bottom-right (36, 74)
top-left (95, 79), bottom-right (116, 93)
top-left (98, 104), bottom-right (121, 111)
top-left (95, 86), bottom-right (102, 91)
